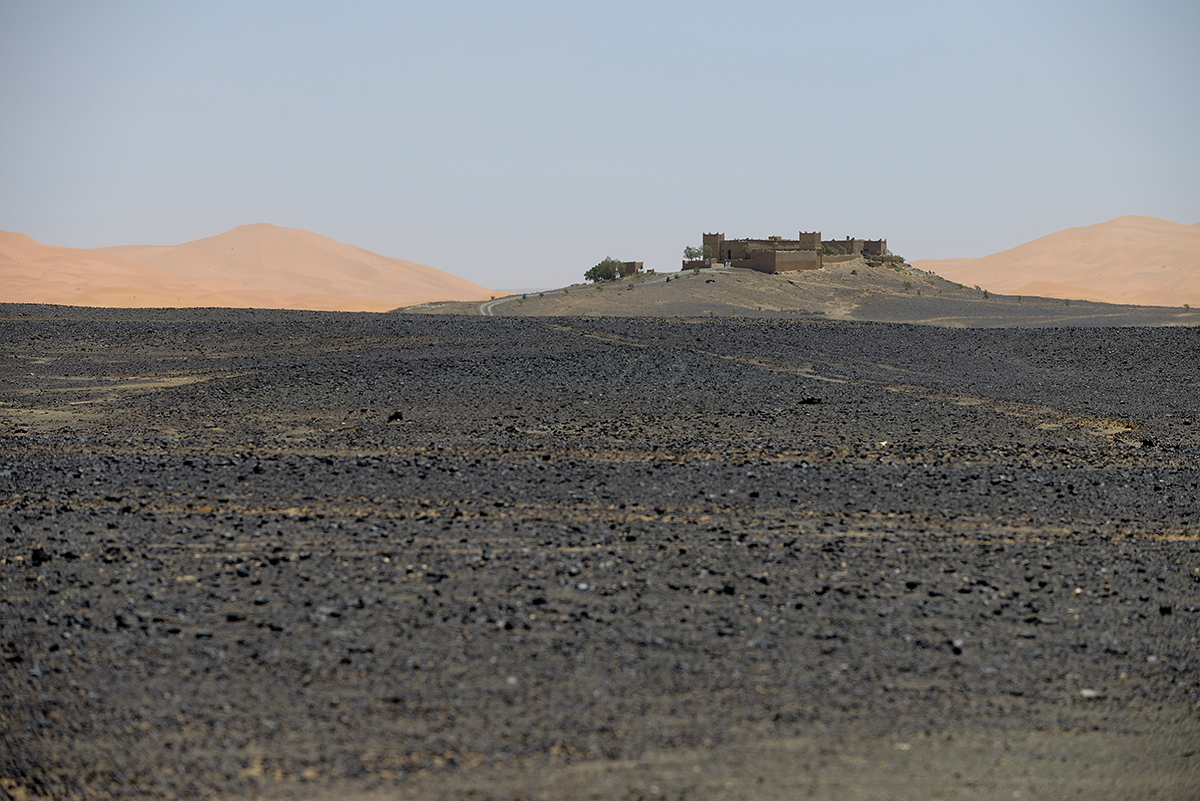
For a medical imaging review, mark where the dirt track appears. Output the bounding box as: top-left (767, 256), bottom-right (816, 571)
top-left (1, 305), bottom-right (1198, 800)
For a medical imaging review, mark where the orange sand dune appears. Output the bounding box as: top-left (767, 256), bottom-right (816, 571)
top-left (1, 224), bottom-right (496, 311)
top-left (911, 216), bottom-right (1200, 307)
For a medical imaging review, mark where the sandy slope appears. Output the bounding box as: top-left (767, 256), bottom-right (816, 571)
top-left (911, 216), bottom-right (1200, 307)
top-left (0, 224), bottom-right (496, 311)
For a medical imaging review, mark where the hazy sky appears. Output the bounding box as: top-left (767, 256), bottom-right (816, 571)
top-left (2, 1), bottom-right (1197, 289)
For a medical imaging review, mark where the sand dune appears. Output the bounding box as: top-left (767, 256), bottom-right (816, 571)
top-left (1, 224), bottom-right (496, 311)
top-left (911, 216), bottom-right (1200, 307)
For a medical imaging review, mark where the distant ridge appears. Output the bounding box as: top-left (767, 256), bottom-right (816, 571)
top-left (0, 224), bottom-right (497, 311)
top-left (911, 216), bottom-right (1200, 307)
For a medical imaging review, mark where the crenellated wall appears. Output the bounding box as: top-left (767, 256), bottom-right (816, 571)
top-left (690, 228), bottom-right (883, 272)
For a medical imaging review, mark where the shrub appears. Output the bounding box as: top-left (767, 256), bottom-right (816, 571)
top-left (983, 290), bottom-right (989, 299)
top-left (585, 257), bottom-right (623, 282)
top-left (903, 280), bottom-right (912, 290)
top-left (742, 243), bottom-right (753, 259)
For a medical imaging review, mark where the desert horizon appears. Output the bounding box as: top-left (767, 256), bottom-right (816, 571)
top-left (4, 5), bottom-right (1197, 798)
top-left (4, 214), bottom-right (1198, 316)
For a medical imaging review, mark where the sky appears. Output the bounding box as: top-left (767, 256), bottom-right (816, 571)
top-left (2, 1), bottom-right (1198, 290)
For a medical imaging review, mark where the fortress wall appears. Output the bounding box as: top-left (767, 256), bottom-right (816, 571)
top-left (743, 249), bottom-right (822, 273)
top-left (822, 238), bottom-right (865, 254)
top-left (740, 237), bottom-right (806, 252)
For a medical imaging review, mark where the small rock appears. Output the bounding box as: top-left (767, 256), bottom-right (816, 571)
top-left (1080, 689), bottom-right (1100, 699)
top-left (387, 410), bottom-right (403, 423)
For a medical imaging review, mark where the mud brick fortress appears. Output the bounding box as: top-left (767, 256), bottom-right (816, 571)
top-left (694, 231), bottom-right (889, 274)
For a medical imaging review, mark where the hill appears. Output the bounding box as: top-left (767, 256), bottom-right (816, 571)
top-left (910, 216), bottom-right (1200, 307)
top-left (0, 224), bottom-right (496, 311)
top-left (400, 258), bottom-right (1200, 328)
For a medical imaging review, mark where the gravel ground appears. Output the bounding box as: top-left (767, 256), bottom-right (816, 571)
top-left (1, 305), bottom-right (1197, 800)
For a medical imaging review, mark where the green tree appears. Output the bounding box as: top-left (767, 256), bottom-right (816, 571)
top-left (584, 257), bottom-right (623, 283)
top-left (683, 245), bottom-right (703, 261)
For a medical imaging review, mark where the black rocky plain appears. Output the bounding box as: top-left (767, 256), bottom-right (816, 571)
top-left (0, 306), bottom-right (1197, 799)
